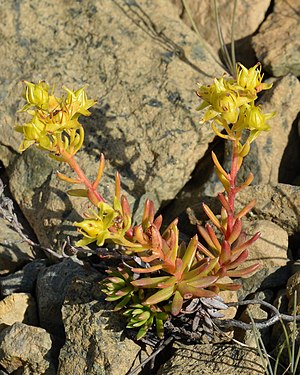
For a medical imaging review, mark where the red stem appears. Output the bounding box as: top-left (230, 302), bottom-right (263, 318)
top-left (60, 149), bottom-right (105, 206)
top-left (226, 139), bottom-right (239, 238)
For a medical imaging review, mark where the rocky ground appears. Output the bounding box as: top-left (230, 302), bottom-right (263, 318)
top-left (0, 0), bottom-right (299, 374)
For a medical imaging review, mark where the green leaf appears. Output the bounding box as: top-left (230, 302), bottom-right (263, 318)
top-left (131, 276), bottom-right (170, 288)
top-left (180, 235), bottom-right (198, 273)
top-left (144, 285), bottom-right (175, 305)
top-left (171, 290), bottom-right (184, 316)
top-left (67, 189), bottom-right (88, 197)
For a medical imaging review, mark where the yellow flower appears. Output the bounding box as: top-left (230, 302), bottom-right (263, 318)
top-left (235, 103), bottom-right (275, 132)
top-left (197, 76), bottom-right (254, 124)
top-left (236, 63), bottom-right (273, 92)
top-left (15, 114), bottom-right (49, 151)
top-left (17, 82), bottom-right (97, 155)
top-left (197, 63), bottom-right (274, 130)
top-left (63, 86), bottom-right (97, 118)
top-left (21, 81), bottom-right (50, 112)
top-left (75, 202), bottom-right (118, 247)
top-left (75, 197), bottom-right (133, 248)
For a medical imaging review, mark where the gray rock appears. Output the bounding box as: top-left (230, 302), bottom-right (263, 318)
top-left (58, 273), bottom-right (141, 375)
top-left (236, 219), bottom-right (289, 297)
top-left (0, 0), bottom-right (223, 246)
top-left (242, 220), bottom-right (288, 273)
top-left (158, 341), bottom-right (265, 374)
top-left (36, 258), bottom-right (89, 337)
top-left (286, 270), bottom-right (300, 314)
top-left (273, 321), bottom-right (300, 374)
top-left (0, 216), bottom-right (38, 276)
top-left (238, 265), bottom-right (291, 299)
top-left (0, 259), bottom-right (47, 297)
top-left (0, 322), bottom-right (55, 374)
top-left (252, 0), bottom-right (300, 77)
top-left (235, 184), bottom-right (300, 236)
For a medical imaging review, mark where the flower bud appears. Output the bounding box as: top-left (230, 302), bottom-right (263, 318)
top-left (23, 81), bottom-right (49, 110)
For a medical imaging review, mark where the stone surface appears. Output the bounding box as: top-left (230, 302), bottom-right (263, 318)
top-left (172, 0), bottom-right (270, 59)
top-left (0, 216), bottom-right (38, 275)
top-left (0, 0), bottom-right (223, 246)
top-left (286, 271), bottom-right (300, 314)
top-left (235, 302), bottom-right (269, 348)
top-left (0, 259), bottom-right (47, 297)
top-left (58, 273), bottom-right (141, 375)
top-left (242, 220), bottom-right (288, 271)
top-left (274, 321), bottom-right (300, 374)
top-left (236, 184), bottom-right (300, 236)
top-left (0, 293), bottom-right (38, 330)
top-left (36, 258), bottom-right (89, 337)
top-left (252, 0), bottom-right (300, 77)
top-left (0, 322), bottom-right (55, 374)
top-left (217, 277), bottom-right (238, 320)
top-left (237, 220), bottom-right (289, 297)
top-left (279, 116), bottom-right (300, 186)
top-left (158, 341), bottom-right (265, 374)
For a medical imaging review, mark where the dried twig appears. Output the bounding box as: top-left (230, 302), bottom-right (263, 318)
top-left (215, 299), bottom-right (300, 330)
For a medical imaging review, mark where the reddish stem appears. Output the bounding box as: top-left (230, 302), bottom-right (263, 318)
top-left (226, 139), bottom-right (239, 238)
top-left (60, 149), bottom-right (105, 206)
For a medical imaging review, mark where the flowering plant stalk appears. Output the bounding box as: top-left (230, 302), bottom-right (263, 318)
top-left (15, 63), bottom-right (274, 339)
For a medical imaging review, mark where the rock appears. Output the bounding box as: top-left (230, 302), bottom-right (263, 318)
top-left (36, 257), bottom-right (89, 337)
top-left (58, 273), bottom-right (141, 375)
top-left (238, 220), bottom-right (289, 297)
top-left (0, 259), bottom-right (47, 297)
top-left (158, 341), bottom-right (265, 374)
top-left (286, 271), bottom-right (300, 314)
top-left (236, 184), bottom-right (300, 236)
top-left (0, 0), bottom-right (224, 246)
top-left (172, 0), bottom-right (270, 63)
top-left (279, 117), bottom-right (300, 186)
top-left (252, 0), bottom-right (300, 77)
top-left (270, 289), bottom-right (289, 345)
top-left (0, 216), bottom-right (38, 275)
top-left (0, 322), bottom-right (55, 374)
top-left (0, 293), bottom-right (38, 330)
top-left (242, 220), bottom-right (288, 270)
top-left (217, 277), bottom-right (238, 320)
top-left (234, 302), bottom-right (269, 348)
top-left (274, 321), bottom-right (300, 374)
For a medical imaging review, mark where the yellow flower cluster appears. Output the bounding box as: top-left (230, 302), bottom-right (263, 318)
top-left (196, 63), bottom-right (275, 135)
top-left (16, 81), bottom-right (96, 155)
top-left (75, 201), bottom-right (131, 247)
